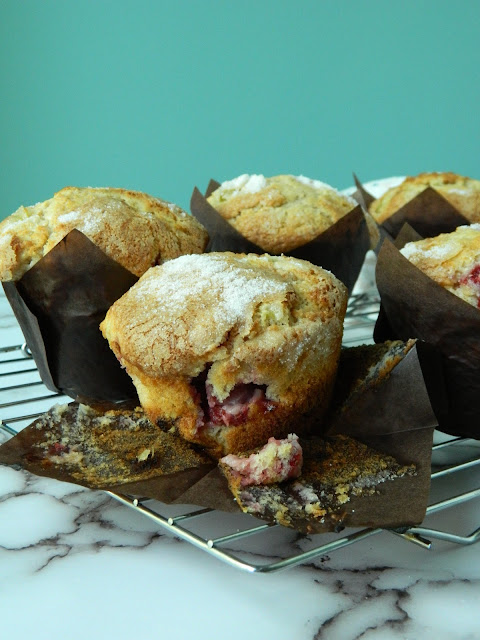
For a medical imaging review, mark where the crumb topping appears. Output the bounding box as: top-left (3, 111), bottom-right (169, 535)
top-left (30, 403), bottom-right (211, 486)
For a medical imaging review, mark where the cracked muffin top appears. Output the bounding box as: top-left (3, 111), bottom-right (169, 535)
top-left (0, 186), bottom-right (209, 281)
top-left (100, 252), bottom-right (347, 402)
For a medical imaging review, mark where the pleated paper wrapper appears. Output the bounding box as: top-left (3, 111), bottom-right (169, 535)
top-left (375, 224), bottom-right (480, 440)
top-left (2, 229), bottom-right (139, 406)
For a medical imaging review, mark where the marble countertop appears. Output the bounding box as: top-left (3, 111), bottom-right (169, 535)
top-left (1, 275), bottom-right (480, 640)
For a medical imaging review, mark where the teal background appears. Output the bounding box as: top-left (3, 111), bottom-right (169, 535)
top-left (1, 0), bottom-right (479, 218)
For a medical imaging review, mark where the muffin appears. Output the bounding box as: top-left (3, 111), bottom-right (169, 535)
top-left (0, 187), bottom-right (208, 404)
top-left (0, 186), bottom-right (209, 281)
top-left (101, 252), bottom-right (348, 458)
top-left (369, 172), bottom-right (480, 226)
top-left (375, 228), bottom-right (480, 439)
top-left (400, 224), bottom-right (480, 309)
top-left (206, 174), bottom-right (357, 254)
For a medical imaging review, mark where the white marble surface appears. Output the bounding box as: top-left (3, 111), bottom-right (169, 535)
top-left (1, 248), bottom-right (480, 639)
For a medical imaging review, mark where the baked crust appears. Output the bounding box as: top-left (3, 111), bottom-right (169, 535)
top-left (206, 174), bottom-right (356, 254)
top-left (0, 186), bottom-right (209, 281)
top-left (400, 224), bottom-right (480, 308)
top-left (101, 252), bottom-right (348, 457)
top-left (369, 172), bottom-right (480, 225)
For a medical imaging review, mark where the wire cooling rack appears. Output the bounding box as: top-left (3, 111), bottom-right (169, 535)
top-left (1, 291), bottom-right (479, 573)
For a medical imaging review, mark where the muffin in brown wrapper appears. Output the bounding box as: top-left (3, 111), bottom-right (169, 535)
top-left (0, 185), bottom-right (209, 282)
top-left (327, 339), bottom-right (440, 438)
top-left (190, 179), bottom-right (370, 293)
top-left (0, 186), bottom-right (209, 406)
top-left (100, 251), bottom-right (348, 458)
top-left (353, 174), bottom-right (470, 245)
top-left (217, 433), bottom-right (424, 535)
top-left (3, 230), bottom-right (139, 405)
top-left (375, 227), bottom-right (480, 439)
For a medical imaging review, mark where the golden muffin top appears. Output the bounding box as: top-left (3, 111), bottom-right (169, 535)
top-left (101, 252), bottom-right (347, 401)
top-left (400, 224), bottom-right (480, 308)
top-left (0, 186), bottom-right (209, 280)
top-left (207, 174), bottom-right (356, 254)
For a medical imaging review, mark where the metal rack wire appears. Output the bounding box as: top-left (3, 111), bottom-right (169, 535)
top-left (1, 292), bottom-right (479, 573)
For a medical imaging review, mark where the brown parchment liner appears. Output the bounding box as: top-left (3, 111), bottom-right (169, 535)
top-left (352, 174), bottom-right (469, 247)
top-left (0, 339), bottom-right (436, 534)
top-left (375, 225), bottom-right (480, 439)
top-left (190, 180), bottom-right (370, 293)
top-left (2, 229), bottom-right (139, 406)
top-left (0, 403), bottom-right (215, 502)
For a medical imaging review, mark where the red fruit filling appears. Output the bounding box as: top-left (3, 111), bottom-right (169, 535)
top-left (206, 383), bottom-right (275, 427)
top-left (220, 434), bottom-right (303, 487)
top-left (466, 264), bottom-right (480, 286)
top-left (191, 370), bottom-right (276, 431)
top-left (460, 264), bottom-right (480, 308)
top-left (48, 442), bottom-right (69, 457)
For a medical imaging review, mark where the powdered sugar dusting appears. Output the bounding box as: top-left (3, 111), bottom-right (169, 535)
top-left (448, 188), bottom-right (468, 195)
top-left (57, 211), bottom-right (80, 225)
top-left (295, 175), bottom-right (333, 190)
top-left (400, 241), bottom-right (455, 262)
top-left (165, 201), bottom-right (187, 217)
top-left (134, 254), bottom-right (289, 327)
top-left (218, 174), bottom-right (267, 197)
top-left (58, 206), bottom-right (106, 236)
top-left (401, 225), bottom-right (480, 263)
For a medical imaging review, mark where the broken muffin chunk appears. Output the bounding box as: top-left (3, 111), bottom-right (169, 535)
top-left (219, 433), bottom-right (303, 489)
